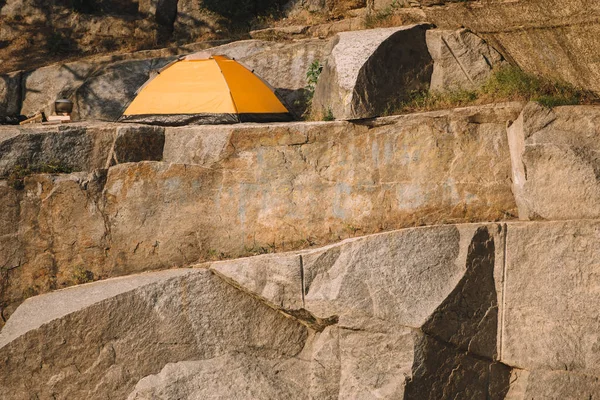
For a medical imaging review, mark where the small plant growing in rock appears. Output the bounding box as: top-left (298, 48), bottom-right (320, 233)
top-left (306, 60), bottom-right (323, 96)
top-left (71, 266), bottom-right (94, 284)
top-left (322, 108), bottom-right (335, 121)
top-left (6, 162), bottom-right (73, 190)
top-left (296, 60), bottom-right (323, 119)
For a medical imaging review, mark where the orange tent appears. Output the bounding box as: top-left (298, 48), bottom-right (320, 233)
top-left (120, 54), bottom-right (292, 125)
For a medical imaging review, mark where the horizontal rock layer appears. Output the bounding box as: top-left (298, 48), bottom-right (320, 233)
top-left (3, 219), bottom-right (599, 398)
top-left (0, 103), bottom-right (521, 323)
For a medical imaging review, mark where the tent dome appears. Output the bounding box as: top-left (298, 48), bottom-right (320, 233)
top-left (120, 55), bottom-right (292, 126)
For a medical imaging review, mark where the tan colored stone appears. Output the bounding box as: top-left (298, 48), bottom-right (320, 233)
top-left (501, 220), bottom-right (600, 372)
top-left (507, 102), bottom-right (600, 220)
top-left (427, 29), bottom-right (506, 91)
top-left (0, 104), bottom-right (520, 323)
top-left (423, 0), bottom-right (600, 95)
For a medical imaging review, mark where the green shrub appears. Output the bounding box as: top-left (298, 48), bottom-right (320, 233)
top-left (71, 266), bottom-right (94, 284)
top-left (323, 108), bottom-right (335, 121)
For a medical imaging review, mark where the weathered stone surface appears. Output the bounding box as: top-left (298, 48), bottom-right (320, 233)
top-left (422, 0), bottom-right (600, 95)
top-left (127, 355), bottom-right (308, 400)
top-left (507, 102), bottom-right (600, 220)
top-left (501, 220), bottom-right (600, 372)
top-left (0, 71), bottom-right (22, 118)
top-left (0, 268), bottom-right (308, 399)
top-left (20, 61), bottom-right (98, 118)
top-left (1, 222), bottom-right (510, 399)
top-left (210, 222), bottom-right (510, 399)
top-left (211, 223), bottom-right (506, 353)
top-left (505, 369), bottom-right (600, 400)
top-left (0, 104), bottom-right (519, 322)
top-left (73, 57), bottom-right (176, 121)
top-left (313, 25), bottom-right (433, 119)
top-left (0, 123), bottom-right (164, 176)
top-left (426, 29), bottom-right (506, 91)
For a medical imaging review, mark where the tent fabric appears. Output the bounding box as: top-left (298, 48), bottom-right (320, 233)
top-left (120, 55), bottom-right (292, 125)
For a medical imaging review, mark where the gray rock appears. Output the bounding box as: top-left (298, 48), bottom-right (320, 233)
top-left (127, 355), bottom-right (308, 400)
top-left (0, 268), bottom-right (308, 399)
top-left (501, 220), bottom-right (600, 372)
top-left (312, 25), bottom-right (433, 120)
top-left (426, 29), bottom-right (506, 91)
top-left (0, 71), bottom-right (22, 118)
top-left (0, 123), bottom-right (164, 177)
top-left (74, 57), bottom-right (176, 122)
top-left (210, 222), bottom-right (506, 351)
top-left (21, 61), bottom-right (100, 118)
top-left (1, 222), bottom-right (511, 399)
top-left (507, 102), bottom-right (600, 220)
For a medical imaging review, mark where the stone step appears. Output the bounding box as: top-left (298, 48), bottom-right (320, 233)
top-left (2, 219), bottom-right (599, 398)
top-left (0, 103), bottom-right (521, 322)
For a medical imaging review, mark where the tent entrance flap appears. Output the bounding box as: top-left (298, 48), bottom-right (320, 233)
top-left (120, 55), bottom-right (291, 125)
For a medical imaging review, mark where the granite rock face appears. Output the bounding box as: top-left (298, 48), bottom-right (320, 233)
top-left (500, 220), bottom-right (600, 398)
top-left (0, 123), bottom-right (164, 176)
top-left (313, 25), bottom-right (433, 120)
top-left (0, 223), bottom-right (509, 399)
top-left (422, 0), bottom-right (600, 95)
top-left (426, 29), bottom-right (506, 91)
top-left (0, 104), bottom-right (520, 322)
top-left (2, 216), bottom-right (600, 398)
top-left (0, 269), bottom-right (309, 400)
top-left (507, 102), bottom-right (600, 220)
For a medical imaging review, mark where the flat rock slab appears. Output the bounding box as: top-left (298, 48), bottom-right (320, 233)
top-left (0, 268), bottom-right (308, 399)
top-left (0, 123), bottom-right (164, 176)
top-left (0, 269), bottom-right (192, 349)
top-left (508, 102), bottom-right (600, 220)
top-left (0, 103), bottom-right (520, 323)
top-left (501, 219), bottom-right (600, 372)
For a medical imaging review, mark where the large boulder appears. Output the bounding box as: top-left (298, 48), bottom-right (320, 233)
top-left (312, 24), bottom-right (433, 120)
top-left (0, 268), bottom-right (309, 399)
top-left (500, 220), bottom-right (600, 397)
top-left (426, 28), bottom-right (506, 91)
top-left (507, 102), bottom-right (600, 220)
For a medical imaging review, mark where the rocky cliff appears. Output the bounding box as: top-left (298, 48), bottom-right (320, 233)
top-left (2, 2), bottom-right (600, 398)
top-left (2, 100), bottom-right (600, 398)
